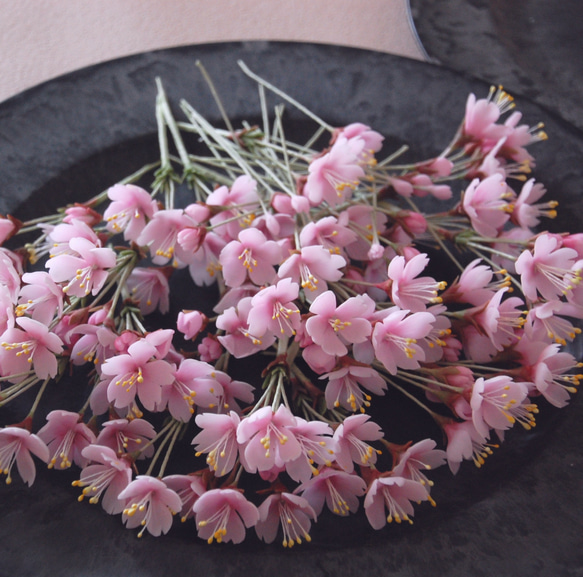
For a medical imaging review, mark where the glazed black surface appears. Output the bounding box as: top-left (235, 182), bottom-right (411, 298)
top-left (0, 42), bottom-right (582, 577)
top-left (410, 0), bottom-right (583, 131)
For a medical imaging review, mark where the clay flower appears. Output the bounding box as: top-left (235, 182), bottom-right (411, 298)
top-left (0, 427), bottom-right (49, 485)
top-left (74, 444), bottom-right (133, 514)
top-left (120, 475), bottom-right (182, 537)
top-left (95, 418), bottom-right (156, 460)
top-left (333, 414), bottom-right (383, 473)
top-left (255, 492), bottom-right (316, 546)
top-left (193, 488), bottom-right (259, 544)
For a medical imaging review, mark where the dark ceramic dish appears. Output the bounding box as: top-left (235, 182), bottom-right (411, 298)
top-left (0, 42), bottom-right (582, 577)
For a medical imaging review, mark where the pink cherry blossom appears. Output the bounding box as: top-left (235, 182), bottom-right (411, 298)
top-left (388, 253), bottom-right (447, 312)
top-left (339, 123), bottom-right (384, 158)
top-left (187, 231), bottom-right (227, 287)
top-left (216, 297), bottom-right (275, 358)
top-left (0, 427), bottom-right (49, 485)
top-left (198, 335), bottom-right (223, 363)
top-left (372, 308), bottom-right (435, 375)
top-left (103, 184), bottom-right (158, 242)
top-left (470, 376), bottom-right (532, 438)
top-left (461, 174), bottom-right (512, 238)
top-left (0, 215), bottom-right (16, 245)
top-left (442, 419), bottom-right (493, 474)
top-left (69, 324), bottom-right (118, 370)
top-left (524, 300), bottom-right (581, 346)
top-left (177, 310), bottom-right (207, 340)
top-left (211, 371), bottom-right (255, 414)
top-left (37, 410), bottom-right (96, 469)
top-left (299, 215), bottom-right (358, 255)
top-left (126, 267), bottom-right (170, 315)
top-left (75, 444), bottom-right (133, 514)
top-left (219, 228), bottom-right (282, 288)
top-left (95, 418), bottom-right (156, 459)
top-left (46, 236), bottom-right (117, 297)
top-left (246, 278), bottom-right (301, 339)
top-left (306, 291), bottom-right (374, 357)
top-left (332, 414), bottom-right (383, 473)
top-left (297, 466), bottom-right (366, 516)
top-left (364, 475), bottom-right (428, 528)
top-left (44, 219), bottom-right (100, 259)
top-left (0, 316), bottom-right (64, 382)
top-left (462, 92), bottom-right (509, 145)
top-left (442, 258), bottom-right (496, 306)
top-left (515, 233), bottom-right (580, 301)
top-left (511, 179), bottom-right (555, 229)
top-left (162, 474), bottom-right (206, 522)
top-left (120, 475), bottom-right (182, 537)
top-left (237, 405), bottom-right (301, 474)
top-left (192, 411), bottom-right (240, 477)
top-left (278, 245), bottom-right (345, 301)
top-left (285, 417), bottom-right (336, 483)
top-left (391, 439), bottom-right (446, 497)
top-left (303, 135), bottom-right (365, 207)
top-left (322, 363), bottom-right (387, 413)
top-left (255, 492), bottom-right (316, 546)
top-left (16, 271), bottom-right (64, 325)
top-left (193, 488), bottom-right (259, 544)
top-left (136, 208), bottom-right (193, 266)
top-left (0, 248), bottom-right (23, 303)
top-left (101, 338), bottom-right (175, 411)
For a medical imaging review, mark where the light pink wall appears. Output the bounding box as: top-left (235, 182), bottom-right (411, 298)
top-left (0, 0), bottom-right (424, 103)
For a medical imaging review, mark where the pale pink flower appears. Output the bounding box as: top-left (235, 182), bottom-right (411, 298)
top-left (213, 283), bottom-right (260, 313)
top-left (417, 304), bottom-right (452, 363)
top-left (75, 444), bottom-right (133, 514)
top-left (515, 233), bottom-right (580, 301)
top-left (271, 192), bottom-right (310, 216)
top-left (45, 219), bottom-right (100, 259)
top-left (96, 418), bottom-right (156, 459)
top-left (177, 310), bottom-right (207, 340)
top-left (332, 414), bottom-right (383, 473)
top-left (0, 248), bottom-right (23, 303)
top-left (192, 411), bottom-right (240, 477)
top-left (120, 475), bottom-right (182, 537)
top-left (16, 271), bottom-right (64, 325)
top-left (462, 174), bottom-right (512, 238)
top-left (0, 285), bottom-right (14, 335)
top-left (103, 183), bottom-right (158, 242)
top-left (285, 417), bottom-right (336, 483)
top-left (364, 475), bottom-right (428, 528)
top-left (500, 110), bottom-right (543, 163)
top-left (69, 324), bottom-right (117, 369)
top-left (136, 208), bottom-right (192, 266)
top-left (198, 335), bottom-right (223, 363)
top-left (255, 492), bottom-right (316, 546)
top-left (371, 308), bottom-right (435, 375)
top-left (322, 363), bottom-right (386, 412)
top-left (462, 92), bottom-right (509, 145)
top-left (511, 179), bottom-right (555, 229)
top-left (37, 410), bottom-right (96, 469)
top-left (442, 419), bottom-right (492, 474)
top-left (160, 358), bottom-right (222, 422)
top-left (0, 316), bottom-right (63, 381)
top-left (237, 405), bottom-right (301, 474)
top-left (187, 231), bottom-right (227, 287)
top-left (63, 204), bottom-right (102, 227)
top-left (0, 216), bottom-right (17, 245)
top-left (219, 228), bottom-right (282, 288)
top-left (301, 342), bottom-right (337, 374)
top-left (125, 267), bottom-right (170, 315)
top-left (278, 245), bottom-right (345, 301)
top-left (515, 337), bottom-right (580, 408)
top-left (388, 174), bottom-right (452, 200)
top-left (388, 253), bottom-right (447, 312)
top-left (247, 278), bottom-right (301, 339)
top-left (524, 300), bottom-right (581, 346)
top-left (299, 215), bottom-right (358, 255)
top-left (297, 467), bottom-right (366, 516)
top-left (216, 297), bottom-right (275, 359)
top-left (303, 135), bottom-right (365, 207)
top-left (162, 474), bottom-right (206, 522)
top-left (470, 376), bottom-right (532, 438)
top-left (343, 205), bottom-right (388, 261)
top-left (101, 339), bottom-right (175, 411)
top-left (211, 371), bottom-right (255, 414)
top-left (306, 291), bottom-right (374, 357)
top-left (193, 488), bottom-right (259, 544)
top-left (0, 427), bottom-right (49, 485)
top-left (442, 258), bottom-right (496, 306)
top-left (391, 439), bottom-right (446, 496)
top-left (46, 236), bottom-right (117, 297)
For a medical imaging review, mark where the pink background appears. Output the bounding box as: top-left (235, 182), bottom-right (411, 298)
top-left (0, 0), bottom-right (425, 103)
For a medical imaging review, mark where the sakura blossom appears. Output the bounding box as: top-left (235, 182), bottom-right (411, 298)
top-left (0, 70), bottom-right (579, 546)
top-left (193, 488), bottom-right (259, 544)
top-left (120, 475), bottom-right (182, 537)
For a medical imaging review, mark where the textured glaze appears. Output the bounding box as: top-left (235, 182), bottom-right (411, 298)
top-left (0, 42), bottom-right (582, 577)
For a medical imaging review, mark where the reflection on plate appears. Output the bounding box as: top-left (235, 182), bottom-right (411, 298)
top-left (0, 42), bottom-right (582, 577)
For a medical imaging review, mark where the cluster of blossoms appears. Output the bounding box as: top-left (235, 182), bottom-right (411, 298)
top-left (0, 68), bottom-right (580, 546)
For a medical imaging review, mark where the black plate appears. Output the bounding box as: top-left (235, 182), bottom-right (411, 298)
top-left (1, 42), bottom-right (582, 577)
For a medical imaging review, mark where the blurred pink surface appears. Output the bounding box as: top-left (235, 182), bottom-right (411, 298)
top-left (0, 0), bottom-right (425, 103)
